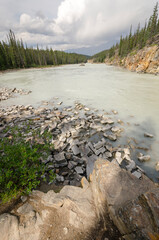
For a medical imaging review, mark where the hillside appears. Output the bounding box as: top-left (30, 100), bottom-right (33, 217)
top-left (91, 3), bottom-right (159, 74)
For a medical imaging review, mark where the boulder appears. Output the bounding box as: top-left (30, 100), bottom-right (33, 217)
top-left (90, 159), bottom-right (157, 239)
top-left (0, 159), bottom-right (158, 240)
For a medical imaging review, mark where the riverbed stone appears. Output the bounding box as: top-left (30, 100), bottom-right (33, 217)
top-left (104, 133), bottom-right (117, 141)
top-left (94, 147), bottom-right (106, 156)
top-left (144, 132), bottom-right (154, 138)
top-left (138, 155), bottom-right (151, 162)
top-left (71, 145), bottom-right (80, 156)
top-left (68, 161), bottom-right (77, 170)
top-left (132, 171), bottom-right (142, 179)
top-left (126, 160), bottom-right (136, 171)
top-left (103, 151), bottom-right (112, 159)
top-left (87, 142), bottom-right (95, 153)
top-left (155, 162), bottom-right (159, 171)
top-left (111, 126), bottom-right (121, 133)
top-left (75, 166), bottom-right (84, 175)
top-left (54, 152), bottom-right (66, 162)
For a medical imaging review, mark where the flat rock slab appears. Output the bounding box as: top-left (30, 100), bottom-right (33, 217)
top-left (132, 171), bottom-right (142, 179)
top-left (94, 147), bottom-right (106, 156)
top-left (104, 134), bottom-right (117, 141)
top-left (71, 145), bottom-right (80, 156)
top-left (75, 166), bottom-right (84, 175)
top-left (111, 127), bottom-right (121, 133)
top-left (54, 152), bottom-right (66, 162)
top-left (68, 161), bottom-right (77, 169)
top-left (94, 141), bottom-right (104, 150)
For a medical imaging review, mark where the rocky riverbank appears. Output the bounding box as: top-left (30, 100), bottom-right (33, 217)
top-left (105, 44), bottom-right (159, 74)
top-left (0, 101), bottom-right (154, 188)
top-left (0, 87), bottom-right (31, 101)
top-left (0, 98), bottom-right (159, 239)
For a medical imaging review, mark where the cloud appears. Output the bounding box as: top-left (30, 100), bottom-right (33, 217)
top-left (0, 0), bottom-right (158, 54)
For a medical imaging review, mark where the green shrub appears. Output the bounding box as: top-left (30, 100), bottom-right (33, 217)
top-left (0, 125), bottom-right (55, 203)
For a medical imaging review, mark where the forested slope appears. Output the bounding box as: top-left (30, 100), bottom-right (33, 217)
top-left (91, 3), bottom-right (159, 74)
top-left (0, 30), bottom-right (88, 71)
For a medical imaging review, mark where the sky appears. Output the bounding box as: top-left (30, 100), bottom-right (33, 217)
top-left (0, 0), bottom-right (158, 55)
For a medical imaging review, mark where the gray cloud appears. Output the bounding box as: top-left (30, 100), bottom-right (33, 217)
top-left (0, 0), bottom-right (158, 54)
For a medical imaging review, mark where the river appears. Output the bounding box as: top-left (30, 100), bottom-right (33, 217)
top-left (0, 63), bottom-right (159, 182)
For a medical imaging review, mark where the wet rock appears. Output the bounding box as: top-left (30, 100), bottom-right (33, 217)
top-left (123, 148), bottom-right (130, 155)
top-left (132, 171), bottom-right (142, 179)
top-left (105, 118), bottom-right (114, 124)
top-left (138, 155), bottom-right (151, 162)
top-left (137, 166), bottom-right (145, 174)
top-left (104, 134), bottom-right (117, 141)
top-left (106, 145), bottom-right (113, 152)
top-left (144, 132), bottom-right (154, 138)
top-left (155, 162), bottom-right (159, 171)
top-left (111, 126), bottom-right (121, 133)
top-left (122, 154), bottom-right (131, 162)
top-left (57, 102), bottom-right (63, 105)
top-left (126, 160), bottom-right (136, 172)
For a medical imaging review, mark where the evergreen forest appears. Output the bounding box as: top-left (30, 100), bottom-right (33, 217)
top-left (92, 2), bottom-right (159, 62)
top-left (0, 30), bottom-right (88, 70)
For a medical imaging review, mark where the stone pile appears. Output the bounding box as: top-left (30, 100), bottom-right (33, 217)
top-left (0, 102), bottom-right (151, 187)
top-left (0, 87), bottom-right (31, 101)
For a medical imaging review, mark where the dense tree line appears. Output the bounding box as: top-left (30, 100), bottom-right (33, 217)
top-left (92, 2), bottom-right (159, 62)
top-left (0, 30), bottom-right (88, 70)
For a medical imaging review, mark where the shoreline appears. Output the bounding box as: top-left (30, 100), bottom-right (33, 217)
top-left (0, 64), bottom-right (67, 75)
top-left (1, 97), bottom-right (158, 184)
top-left (0, 100), bottom-right (158, 239)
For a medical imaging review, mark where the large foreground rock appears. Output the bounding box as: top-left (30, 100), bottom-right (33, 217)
top-left (90, 159), bottom-right (159, 239)
top-left (0, 159), bottom-right (158, 240)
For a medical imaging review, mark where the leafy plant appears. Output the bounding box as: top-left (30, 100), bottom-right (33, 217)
top-left (0, 125), bottom-right (55, 203)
